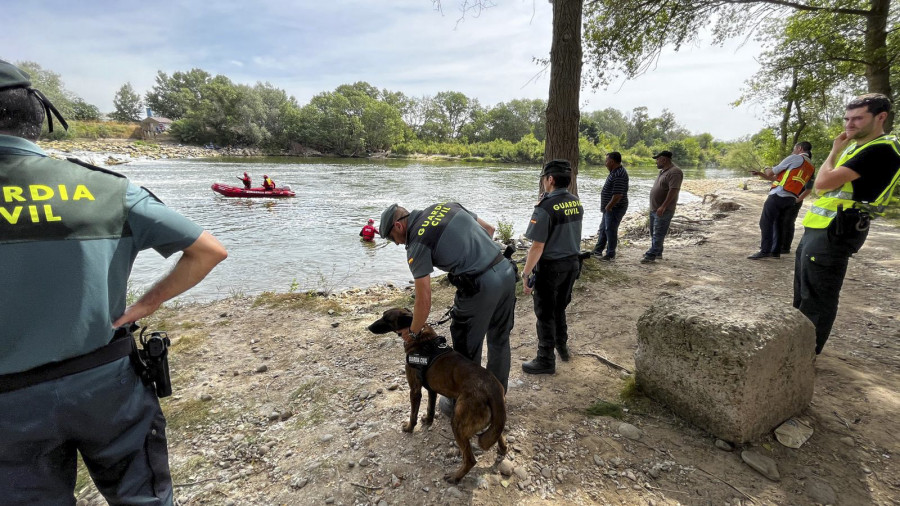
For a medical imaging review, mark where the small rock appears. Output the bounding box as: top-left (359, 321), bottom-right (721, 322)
top-left (255, 364), bottom-right (268, 373)
top-left (391, 474), bottom-right (402, 488)
top-left (715, 439), bottom-right (735, 452)
top-left (387, 383), bottom-right (399, 391)
top-left (290, 476), bottom-right (308, 489)
top-left (840, 436), bottom-right (855, 446)
top-left (593, 455), bottom-right (604, 467)
top-left (327, 309), bottom-right (335, 315)
top-left (331, 322), bottom-right (340, 328)
top-left (514, 467), bottom-right (528, 480)
top-left (617, 422), bottom-right (642, 441)
top-left (805, 477), bottom-right (837, 505)
top-left (541, 466), bottom-right (553, 478)
top-left (741, 450), bottom-right (780, 481)
top-left (268, 411), bottom-right (280, 421)
top-left (200, 393), bottom-right (213, 402)
top-left (447, 486), bottom-right (464, 498)
top-left (325, 498), bottom-right (334, 505)
top-left (321, 434), bottom-right (334, 443)
top-left (498, 460), bottom-right (515, 476)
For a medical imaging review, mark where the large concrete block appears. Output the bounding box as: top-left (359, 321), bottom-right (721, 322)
top-left (635, 286), bottom-right (816, 443)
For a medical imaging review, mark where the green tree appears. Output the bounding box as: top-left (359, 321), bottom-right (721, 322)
top-left (110, 82), bottom-right (143, 122)
top-left (583, 0), bottom-right (897, 130)
top-left (12, 61), bottom-right (100, 123)
top-left (145, 68), bottom-right (212, 120)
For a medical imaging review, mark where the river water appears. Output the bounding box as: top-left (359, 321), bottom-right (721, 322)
top-left (113, 157), bottom-right (740, 301)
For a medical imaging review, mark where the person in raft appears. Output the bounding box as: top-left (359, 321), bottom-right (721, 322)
top-left (262, 175), bottom-right (275, 191)
top-left (238, 172), bottom-right (251, 189)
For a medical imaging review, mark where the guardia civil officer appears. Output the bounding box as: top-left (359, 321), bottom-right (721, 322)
top-left (521, 159), bottom-right (584, 374)
top-left (794, 93), bottom-right (900, 354)
top-left (0, 60), bottom-right (227, 505)
top-left (379, 201), bottom-right (517, 400)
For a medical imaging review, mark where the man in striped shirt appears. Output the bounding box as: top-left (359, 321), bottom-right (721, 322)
top-left (591, 151), bottom-right (629, 261)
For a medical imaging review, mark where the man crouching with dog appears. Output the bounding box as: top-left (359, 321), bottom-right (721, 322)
top-left (379, 201), bottom-right (517, 413)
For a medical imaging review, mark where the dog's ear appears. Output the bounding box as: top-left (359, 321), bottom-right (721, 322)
top-left (395, 312), bottom-right (413, 330)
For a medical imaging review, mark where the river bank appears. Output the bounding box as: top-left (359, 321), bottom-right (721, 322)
top-left (72, 179), bottom-right (899, 505)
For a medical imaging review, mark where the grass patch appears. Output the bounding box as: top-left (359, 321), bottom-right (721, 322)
top-left (170, 455), bottom-right (208, 484)
top-left (576, 259), bottom-right (631, 286)
top-left (177, 321), bottom-right (204, 330)
top-left (164, 398), bottom-right (213, 430)
top-left (171, 331), bottom-right (207, 355)
top-left (620, 374), bottom-right (641, 401)
top-left (253, 291), bottom-right (343, 314)
top-left (586, 400), bottom-right (624, 419)
top-left (289, 379), bottom-right (331, 429)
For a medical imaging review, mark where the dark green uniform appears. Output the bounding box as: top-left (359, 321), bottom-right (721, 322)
top-left (405, 202), bottom-right (516, 390)
top-left (0, 135), bottom-right (201, 505)
top-left (525, 188), bottom-right (584, 364)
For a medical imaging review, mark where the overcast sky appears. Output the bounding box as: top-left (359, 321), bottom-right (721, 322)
top-left (4, 0), bottom-right (768, 140)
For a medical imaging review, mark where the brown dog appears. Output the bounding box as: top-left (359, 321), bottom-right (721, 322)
top-left (368, 308), bottom-right (508, 483)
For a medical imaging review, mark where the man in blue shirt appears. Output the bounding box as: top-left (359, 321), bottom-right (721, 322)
top-left (0, 61), bottom-right (227, 506)
top-left (591, 151), bottom-right (629, 261)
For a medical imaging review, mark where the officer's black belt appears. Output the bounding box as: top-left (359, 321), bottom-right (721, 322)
top-left (0, 335), bottom-right (135, 394)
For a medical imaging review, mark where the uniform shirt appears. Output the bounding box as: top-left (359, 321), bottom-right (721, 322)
top-left (649, 164), bottom-right (683, 212)
top-left (405, 202), bottom-right (500, 279)
top-left (769, 153), bottom-right (810, 198)
top-left (0, 135), bottom-right (202, 375)
top-left (841, 139), bottom-right (900, 202)
top-left (600, 166), bottom-right (629, 210)
top-left (525, 188), bottom-right (583, 260)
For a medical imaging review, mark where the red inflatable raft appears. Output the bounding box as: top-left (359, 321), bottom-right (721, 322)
top-left (211, 183), bottom-right (296, 198)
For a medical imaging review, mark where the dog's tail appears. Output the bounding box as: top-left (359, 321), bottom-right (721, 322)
top-left (478, 388), bottom-right (507, 451)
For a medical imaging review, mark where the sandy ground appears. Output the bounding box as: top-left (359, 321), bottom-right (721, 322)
top-left (74, 178), bottom-right (900, 506)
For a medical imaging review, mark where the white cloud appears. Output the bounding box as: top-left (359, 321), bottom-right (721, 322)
top-left (4, 0), bottom-right (765, 139)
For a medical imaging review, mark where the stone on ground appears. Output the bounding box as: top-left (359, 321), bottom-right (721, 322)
top-left (635, 285), bottom-right (815, 443)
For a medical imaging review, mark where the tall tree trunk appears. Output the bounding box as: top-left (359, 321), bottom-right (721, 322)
top-left (543, 0), bottom-right (583, 196)
top-left (865, 0), bottom-right (893, 131)
top-left (780, 70), bottom-right (797, 155)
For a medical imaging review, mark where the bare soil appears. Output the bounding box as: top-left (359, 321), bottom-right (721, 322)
top-left (76, 178), bottom-right (900, 506)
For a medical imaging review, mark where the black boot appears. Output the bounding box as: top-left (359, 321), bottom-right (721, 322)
top-left (522, 355), bottom-right (555, 375)
top-left (556, 344), bottom-right (570, 362)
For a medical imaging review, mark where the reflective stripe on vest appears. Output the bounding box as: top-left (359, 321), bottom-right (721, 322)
top-left (803, 135), bottom-right (900, 229)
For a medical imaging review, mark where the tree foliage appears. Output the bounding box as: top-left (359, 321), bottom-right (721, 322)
top-left (12, 61), bottom-right (101, 121)
top-left (110, 82), bottom-right (143, 122)
top-left (583, 0), bottom-right (897, 130)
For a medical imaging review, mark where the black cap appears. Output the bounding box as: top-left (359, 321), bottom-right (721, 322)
top-left (379, 203), bottom-right (399, 239)
top-left (0, 60), bottom-right (32, 90)
top-left (0, 59), bottom-right (68, 132)
top-left (540, 159), bottom-right (572, 177)
top-left (652, 150), bottom-right (673, 159)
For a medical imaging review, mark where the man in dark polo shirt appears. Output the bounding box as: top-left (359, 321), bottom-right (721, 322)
top-left (521, 160), bottom-right (584, 374)
top-left (642, 150), bottom-right (683, 264)
top-left (592, 151), bottom-right (629, 261)
top-left (379, 201), bottom-right (516, 398)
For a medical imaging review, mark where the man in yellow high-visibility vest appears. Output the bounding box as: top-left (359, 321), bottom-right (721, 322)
top-left (793, 93), bottom-right (900, 354)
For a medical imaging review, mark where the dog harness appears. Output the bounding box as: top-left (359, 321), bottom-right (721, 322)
top-left (406, 336), bottom-right (453, 393)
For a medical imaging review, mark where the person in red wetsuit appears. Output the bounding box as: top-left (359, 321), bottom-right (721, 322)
top-left (359, 218), bottom-right (379, 241)
top-left (262, 175), bottom-right (275, 191)
top-left (238, 172), bottom-right (252, 189)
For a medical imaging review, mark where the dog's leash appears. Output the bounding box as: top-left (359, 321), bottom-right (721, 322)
top-left (428, 306), bottom-right (453, 328)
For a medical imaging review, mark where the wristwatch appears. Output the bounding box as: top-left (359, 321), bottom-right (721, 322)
top-left (408, 328), bottom-right (420, 340)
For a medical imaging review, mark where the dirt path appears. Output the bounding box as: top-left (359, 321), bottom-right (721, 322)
top-left (76, 178), bottom-right (900, 505)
